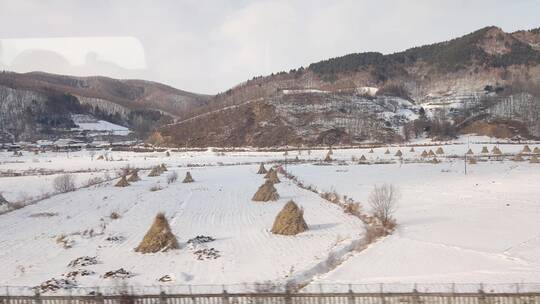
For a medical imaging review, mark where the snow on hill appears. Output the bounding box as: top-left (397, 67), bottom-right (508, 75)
top-left (72, 114), bottom-right (130, 136)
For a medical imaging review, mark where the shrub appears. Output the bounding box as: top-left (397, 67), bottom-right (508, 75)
top-left (368, 184), bottom-right (399, 227)
top-left (53, 174), bottom-right (76, 193)
top-left (167, 171), bottom-right (178, 184)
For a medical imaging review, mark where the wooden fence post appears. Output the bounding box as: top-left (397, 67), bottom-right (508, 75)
top-left (160, 291), bottom-right (167, 304)
top-left (222, 288), bottom-right (229, 304)
top-left (348, 285), bottom-right (355, 304)
top-left (34, 289), bottom-right (42, 304)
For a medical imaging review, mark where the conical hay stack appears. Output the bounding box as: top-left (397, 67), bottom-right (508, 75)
top-left (369, 148), bottom-right (374, 153)
top-left (264, 168), bottom-right (274, 178)
top-left (493, 147), bottom-right (502, 155)
top-left (160, 164), bottom-right (168, 172)
top-left (466, 149), bottom-right (474, 155)
top-left (523, 145), bottom-right (532, 153)
top-left (359, 155), bottom-right (367, 161)
top-left (127, 171), bottom-right (141, 182)
top-left (421, 150), bottom-right (428, 158)
top-left (182, 171), bottom-right (194, 183)
top-left (534, 147), bottom-right (540, 154)
top-left (267, 169), bottom-right (280, 184)
top-left (115, 176), bottom-right (130, 187)
top-left (481, 146), bottom-right (489, 153)
top-left (148, 166), bottom-right (161, 177)
top-left (135, 213), bottom-right (179, 253)
top-left (257, 163), bottom-right (268, 174)
top-left (271, 200), bottom-right (308, 235)
top-left (409, 147), bottom-right (415, 152)
top-left (436, 147), bottom-right (444, 154)
top-left (394, 150), bottom-right (402, 157)
top-left (252, 180), bottom-right (279, 202)
top-left (428, 150), bottom-right (436, 157)
top-left (430, 157), bottom-right (439, 164)
top-left (513, 154), bottom-right (524, 162)
top-left (97, 155), bottom-right (104, 160)
top-left (468, 157), bottom-right (477, 164)
top-left (0, 193), bottom-right (8, 205)
top-left (530, 155), bottom-right (540, 163)
top-left (324, 153), bottom-right (332, 162)
top-left (384, 149), bottom-right (390, 154)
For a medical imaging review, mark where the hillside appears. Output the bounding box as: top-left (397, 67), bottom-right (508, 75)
top-left (160, 26), bottom-right (540, 147)
top-left (0, 72), bottom-right (210, 141)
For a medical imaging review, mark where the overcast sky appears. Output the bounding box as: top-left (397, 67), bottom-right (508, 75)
top-left (0, 0), bottom-right (539, 94)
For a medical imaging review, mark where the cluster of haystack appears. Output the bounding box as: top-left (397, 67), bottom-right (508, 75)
top-left (182, 172), bottom-right (194, 183)
top-left (271, 200), bottom-right (308, 235)
top-left (135, 213), bottom-right (179, 253)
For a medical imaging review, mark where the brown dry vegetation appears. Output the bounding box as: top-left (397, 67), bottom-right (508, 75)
top-left (135, 213), bottom-right (179, 254)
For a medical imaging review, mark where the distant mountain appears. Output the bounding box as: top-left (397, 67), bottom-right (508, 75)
top-left (159, 26), bottom-right (540, 146)
top-left (0, 71), bottom-right (210, 141)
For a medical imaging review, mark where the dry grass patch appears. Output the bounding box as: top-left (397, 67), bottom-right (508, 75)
top-left (135, 213), bottom-right (179, 253)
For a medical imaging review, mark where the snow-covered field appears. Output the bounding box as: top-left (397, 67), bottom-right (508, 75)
top-left (1, 137), bottom-right (539, 293)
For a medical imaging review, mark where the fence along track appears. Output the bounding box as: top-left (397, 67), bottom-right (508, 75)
top-left (2, 292), bottom-right (540, 304)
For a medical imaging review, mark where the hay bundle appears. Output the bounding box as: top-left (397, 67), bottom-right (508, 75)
top-left (266, 169), bottom-right (280, 184)
top-left (513, 154), bottom-right (524, 162)
top-left (97, 155), bottom-right (104, 160)
top-left (271, 200), bottom-right (308, 235)
top-left (160, 164), bottom-right (168, 172)
top-left (481, 146), bottom-right (489, 153)
top-left (369, 148), bottom-right (374, 153)
top-left (135, 213), bottom-right (179, 253)
top-left (0, 193), bottom-right (8, 205)
top-left (409, 147), bottom-right (415, 152)
top-left (420, 150), bottom-right (428, 158)
top-left (428, 150), bottom-right (436, 157)
top-left (523, 145), bottom-right (532, 153)
top-left (531, 155), bottom-right (540, 163)
top-left (430, 157), bottom-right (439, 164)
top-left (534, 147), bottom-right (540, 154)
top-left (252, 180), bottom-right (279, 202)
top-left (468, 157), bottom-right (477, 164)
top-left (182, 172), bottom-right (194, 183)
top-left (115, 176), bottom-right (130, 187)
top-left (264, 168), bottom-right (274, 178)
top-left (384, 149), bottom-right (390, 154)
top-left (492, 147), bottom-right (502, 155)
top-left (324, 152), bottom-right (332, 162)
top-left (257, 163), bottom-right (268, 174)
top-left (466, 149), bottom-right (474, 155)
top-left (394, 150), bottom-right (402, 157)
top-left (436, 147), bottom-right (444, 154)
top-left (359, 155), bottom-right (367, 162)
top-left (127, 171), bottom-right (141, 182)
top-left (148, 166), bottom-right (162, 177)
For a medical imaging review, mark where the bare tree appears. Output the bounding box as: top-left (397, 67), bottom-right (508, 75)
top-left (53, 174), bottom-right (76, 193)
top-left (368, 184), bottom-right (399, 226)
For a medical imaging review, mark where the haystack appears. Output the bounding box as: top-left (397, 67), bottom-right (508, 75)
top-left (534, 147), bottom-right (540, 154)
top-left (394, 150), bottom-right (402, 157)
top-left (420, 150), bottom-right (428, 158)
top-left (135, 213), bottom-right (179, 253)
top-left (436, 147), bottom-right (444, 154)
top-left (148, 166), bottom-right (161, 177)
top-left (430, 157), bottom-right (440, 164)
top-left (523, 145), bottom-right (532, 153)
top-left (127, 171), bottom-right (141, 182)
top-left (466, 148), bottom-right (474, 155)
top-left (492, 147), bottom-right (502, 155)
top-left (182, 172), bottom-right (194, 183)
top-left (531, 155), bottom-right (540, 163)
top-left (428, 150), bottom-right (436, 157)
top-left (166, 151), bottom-right (171, 157)
top-left (409, 147), bottom-right (415, 152)
top-left (115, 176), bottom-right (130, 187)
top-left (468, 157), bottom-right (477, 164)
top-left (252, 180), bottom-right (279, 202)
top-left (369, 148), bottom-right (374, 153)
top-left (271, 200), bottom-right (308, 235)
top-left (384, 149), bottom-right (390, 154)
top-left (324, 152), bottom-right (332, 162)
top-left (264, 168), bottom-right (274, 178)
top-left (266, 169), bottom-right (280, 184)
top-left (359, 155), bottom-right (367, 162)
top-left (0, 193), bottom-right (8, 205)
top-left (513, 154), bottom-right (524, 162)
top-left (257, 163), bottom-right (268, 174)
top-left (481, 146), bottom-right (489, 153)
top-left (160, 164), bottom-right (168, 172)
